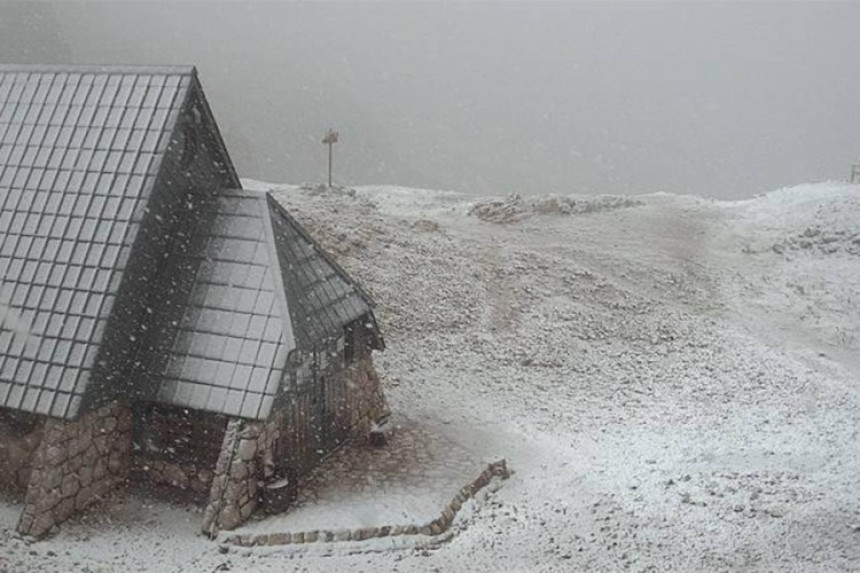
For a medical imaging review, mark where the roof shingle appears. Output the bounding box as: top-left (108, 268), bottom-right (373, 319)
top-left (0, 65), bottom-right (193, 418)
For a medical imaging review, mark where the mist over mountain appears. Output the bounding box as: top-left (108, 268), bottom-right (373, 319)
top-left (2, 1), bottom-right (859, 198)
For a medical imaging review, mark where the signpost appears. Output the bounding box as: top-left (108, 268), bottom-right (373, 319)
top-left (322, 128), bottom-right (339, 188)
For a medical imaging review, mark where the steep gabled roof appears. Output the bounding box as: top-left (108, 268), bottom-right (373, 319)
top-left (138, 190), bottom-right (293, 420)
top-left (0, 64), bottom-right (234, 419)
top-left (264, 194), bottom-right (380, 350)
top-left (140, 189), bottom-right (381, 421)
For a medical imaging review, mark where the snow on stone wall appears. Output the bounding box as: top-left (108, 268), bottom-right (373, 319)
top-left (16, 400), bottom-right (133, 538)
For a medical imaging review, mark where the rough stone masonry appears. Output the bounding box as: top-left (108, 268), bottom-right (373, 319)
top-left (16, 400), bottom-right (133, 538)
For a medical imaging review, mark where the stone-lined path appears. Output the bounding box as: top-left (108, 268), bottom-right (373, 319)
top-left (223, 414), bottom-right (492, 538)
top-left (222, 460), bottom-right (510, 547)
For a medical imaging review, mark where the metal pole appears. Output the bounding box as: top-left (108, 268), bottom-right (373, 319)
top-left (322, 129), bottom-right (338, 188)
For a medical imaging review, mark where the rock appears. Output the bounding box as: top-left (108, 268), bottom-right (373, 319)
top-left (217, 505), bottom-right (242, 531)
top-left (45, 446), bottom-right (65, 465)
top-left (353, 527), bottom-right (377, 541)
top-left (61, 474), bottom-right (79, 497)
top-left (108, 450), bottom-right (127, 476)
top-left (412, 219), bottom-right (439, 233)
top-left (765, 506), bottom-right (785, 518)
top-left (44, 466), bottom-right (63, 490)
top-left (267, 532), bottom-right (291, 545)
top-left (231, 460), bottom-right (249, 481)
top-left (237, 439), bottom-right (257, 462)
top-left (163, 464), bottom-right (190, 489)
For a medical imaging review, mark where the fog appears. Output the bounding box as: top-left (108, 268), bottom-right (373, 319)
top-left (2, 1), bottom-right (859, 198)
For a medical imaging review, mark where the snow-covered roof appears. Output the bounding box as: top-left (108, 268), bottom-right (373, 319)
top-left (0, 64), bottom-right (380, 421)
top-left (133, 189), bottom-right (380, 420)
top-left (0, 64), bottom-right (241, 419)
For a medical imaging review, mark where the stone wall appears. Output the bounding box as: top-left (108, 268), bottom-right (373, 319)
top-left (202, 418), bottom-right (251, 536)
top-left (202, 353), bottom-right (388, 536)
top-left (343, 353), bottom-right (389, 436)
top-left (16, 400), bottom-right (133, 538)
top-left (201, 413), bottom-right (286, 536)
top-left (0, 409), bottom-right (45, 494)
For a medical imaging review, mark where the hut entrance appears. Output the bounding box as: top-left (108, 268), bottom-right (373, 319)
top-left (131, 403), bottom-right (228, 501)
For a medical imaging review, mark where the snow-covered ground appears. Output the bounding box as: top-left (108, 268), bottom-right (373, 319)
top-left (3, 180), bottom-right (859, 572)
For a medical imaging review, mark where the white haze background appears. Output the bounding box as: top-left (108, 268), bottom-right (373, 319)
top-left (1, 1), bottom-right (859, 198)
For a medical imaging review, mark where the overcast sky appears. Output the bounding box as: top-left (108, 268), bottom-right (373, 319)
top-left (2, 1), bottom-right (859, 198)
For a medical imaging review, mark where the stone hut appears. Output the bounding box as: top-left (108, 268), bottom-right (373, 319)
top-left (0, 64), bottom-right (387, 538)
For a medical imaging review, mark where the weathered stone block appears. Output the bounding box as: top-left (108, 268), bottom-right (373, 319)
top-left (201, 505), bottom-right (217, 535)
top-left (209, 475), bottom-right (226, 500)
top-left (61, 474), bottom-right (80, 498)
top-left (17, 513), bottom-right (33, 534)
top-left (333, 529), bottom-right (352, 542)
top-left (108, 449), bottom-right (126, 476)
top-left (163, 464), bottom-right (190, 489)
top-left (81, 444), bottom-right (98, 464)
top-left (56, 497), bottom-right (75, 521)
top-left (93, 458), bottom-right (106, 481)
top-left (75, 486), bottom-right (93, 511)
top-left (29, 512), bottom-right (56, 538)
top-left (239, 500), bottom-right (253, 520)
top-left (237, 439), bottom-right (257, 461)
top-left (78, 466), bottom-right (93, 487)
top-left (197, 468), bottom-right (214, 486)
top-left (45, 445), bottom-right (65, 465)
top-left (35, 486), bottom-right (62, 514)
top-left (44, 466), bottom-right (63, 490)
top-left (232, 460), bottom-right (249, 481)
top-left (44, 423), bottom-right (64, 444)
top-left (268, 532), bottom-right (291, 545)
top-left (218, 505), bottom-right (242, 531)
top-left (304, 530), bottom-right (318, 543)
top-left (93, 436), bottom-right (109, 455)
top-left (238, 424), bottom-right (262, 440)
top-left (354, 527), bottom-right (378, 541)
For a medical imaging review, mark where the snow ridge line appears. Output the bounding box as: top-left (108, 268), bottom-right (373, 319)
top-left (221, 459), bottom-right (510, 547)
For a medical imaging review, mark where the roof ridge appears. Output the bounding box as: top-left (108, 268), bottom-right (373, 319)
top-left (263, 193), bottom-right (377, 308)
top-left (0, 63), bottom-right (197, 75)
